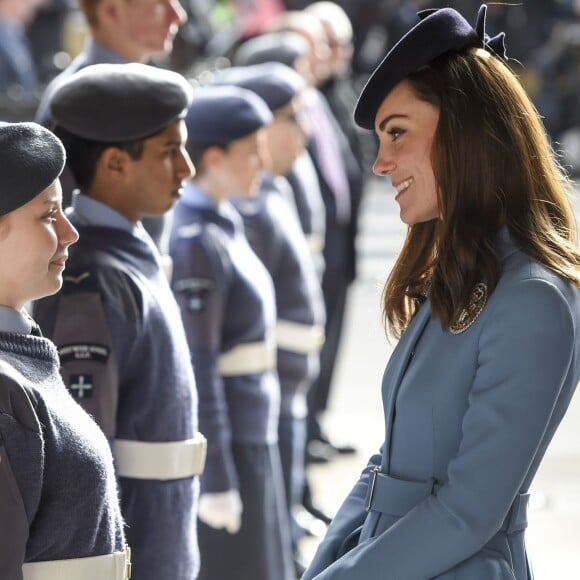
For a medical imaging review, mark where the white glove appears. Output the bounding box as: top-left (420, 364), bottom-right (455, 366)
top-left (198, 490), bottom-right (243, 534)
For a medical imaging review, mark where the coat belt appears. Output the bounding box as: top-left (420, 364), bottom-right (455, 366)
top-left (365, 467), bottom-right (529, 534)
top-left (113, 432), bottom-right (206, 480)
top-left (23, 545), bottom-right (131, 580)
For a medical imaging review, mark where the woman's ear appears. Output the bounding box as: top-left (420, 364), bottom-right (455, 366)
top-left (202, 146), bottom-right (226, 173)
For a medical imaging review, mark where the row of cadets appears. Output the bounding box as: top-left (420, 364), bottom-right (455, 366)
top-left (211, 62), bottom-right (327, 575)
top-left (33, 63), bottom-right (206, 580)
top-left (169, 85), bottom-right (294, 580)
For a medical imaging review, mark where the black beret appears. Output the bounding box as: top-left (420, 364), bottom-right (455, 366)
top-left (233, 31), bottom-right (310, 68)
top-left (51, 63), bottom-right (194, 142)
top-left (186, 85), bottom-right (273, 145)
top-left (0, 122), bottom-right (65, 216)
top-left (213, 63), bottom-right (305, 111)
top-left (354, 4), bottom-right (507, 129)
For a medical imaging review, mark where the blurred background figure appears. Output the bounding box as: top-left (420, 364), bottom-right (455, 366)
top-left (0, 0), bottom-right (45, 120)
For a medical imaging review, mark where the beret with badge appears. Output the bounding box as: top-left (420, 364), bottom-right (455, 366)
top-left (50, 62), bottom-right (194, 142)
top-left (354, 4), bottom-right (508, 130)
top-left (212, 63), bottom-right (305, 112)
top-left (0, 122), bottom-right (65, 216)
top-left (185, 85), bottom-right (273, 146)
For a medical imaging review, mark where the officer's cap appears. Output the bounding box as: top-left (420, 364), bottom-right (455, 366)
top-left (354, 4), bottom-right (507, 130)
top-left (50, 63), bottom-right (194, 142)
top-left (0, 122), bottom-right (65, 216)
top-left (186, 85), bottom-right (273, 146)
top-left (233, 31), bottom-right (310, 68)
top-left (213, 63), bottom-right (305, 112)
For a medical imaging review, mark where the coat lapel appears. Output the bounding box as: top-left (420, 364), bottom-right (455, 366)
top-left (382, 300), bottom-right (431, 470)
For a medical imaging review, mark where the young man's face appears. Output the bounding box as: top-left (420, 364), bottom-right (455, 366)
top-left (268, 99), bottom-right (307, 176)
top-left (119, 119), bottom-right (194, 221)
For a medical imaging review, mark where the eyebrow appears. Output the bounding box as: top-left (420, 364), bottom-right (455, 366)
top-left (378, 113), bottom-right (409, 133)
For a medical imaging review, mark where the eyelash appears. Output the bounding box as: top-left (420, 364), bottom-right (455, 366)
top-left (43, 209), bottom-right (58, 223)
top-left (387, 128), bottom-right (405, 141)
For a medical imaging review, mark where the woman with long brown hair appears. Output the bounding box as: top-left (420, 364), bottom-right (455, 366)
top-left (303, 5), bottom-right (580, 579)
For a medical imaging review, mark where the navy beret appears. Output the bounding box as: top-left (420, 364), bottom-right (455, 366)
top-left (186, 85), bottom-right (273, 145)
top-left (354, 4), bottom-right (507, 129)
top-left (0, 122), bottom-right (65, 216)
top-left (50, 63), bottom-right (194, 142)
top-left (213, 63), bottom-right (305, 111)
top-left (233, 31), bottom-right (310, 68)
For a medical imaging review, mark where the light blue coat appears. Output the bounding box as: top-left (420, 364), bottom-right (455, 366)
top-left (303, 227), bottom-right (580, 579)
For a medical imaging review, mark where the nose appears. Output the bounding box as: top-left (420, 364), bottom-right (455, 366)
top-left (179, 148), bottom-right (196, 181)
top-left (57, 212), bottom-right (79, 247)
top-left (373, 145), bottom-right (396, 177)
top-left (169, 0), bottom-right (188, 26)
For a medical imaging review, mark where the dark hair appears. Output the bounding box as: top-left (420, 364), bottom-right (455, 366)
top-left (53, 126), bottom-right (146, 191)
top-left (383, 47), bottom-right (580, 336)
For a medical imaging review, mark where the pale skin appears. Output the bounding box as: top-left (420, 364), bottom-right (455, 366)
top-left (89, 0), bottom-right (187, 63)
top-left (373, 80), bottom-right (441, 225)
top-left (87, 119), bottom-right (194, 223)
top-left (0, 180), bottom-right (78, 310)
top-left (195, 129), bottom-right (269, 204)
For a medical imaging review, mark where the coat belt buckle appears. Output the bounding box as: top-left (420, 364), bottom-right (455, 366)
top-left (365, 466), bottom-right (380, 512)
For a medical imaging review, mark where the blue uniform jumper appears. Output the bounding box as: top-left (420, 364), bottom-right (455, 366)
top-left (33, 193), bottom-right (200, 580)
top-left (170, 182), bottom-right (294, 580)
top-left (0, 307), bottom-right (125, 579)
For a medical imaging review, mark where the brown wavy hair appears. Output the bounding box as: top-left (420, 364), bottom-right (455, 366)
top-left (383, 47), bottom-right (580, 337)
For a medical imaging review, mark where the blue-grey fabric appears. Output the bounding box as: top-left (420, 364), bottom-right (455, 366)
top-left (170, 182), bottom-right (291, 579)
top-left (0, 122), bottom-right (65, 216)
top-left (197, 443), bottom-right (294, 580)
top-left (303, 228), bottom-right (580, 579)
top-left (185, 85), bottom-right (272, 145)
top-left (0, 332), bottom-right (125, 578)
top-left (49, 62), bottom-right (193, 142)
top-left (233, 31), bottom-right (310, 68)
top-left (33, 194), bottom-right (200, 580)
top-left (232, 172), bottom-right (324, 420)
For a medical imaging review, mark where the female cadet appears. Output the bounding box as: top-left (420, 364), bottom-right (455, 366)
top-left (303, 5), bottom-right (580, 580)
top-left (169, 85), bottom-right (294, 580)
top-left (213, 62), bottom-right (327, 574)
top-left (0, 122), bottom-right (128, 579)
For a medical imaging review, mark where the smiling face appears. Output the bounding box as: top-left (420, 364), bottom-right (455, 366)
top-left (373, 80), bottom-right (440, 225)
top-left (0, 180), bottom-right (79, 309)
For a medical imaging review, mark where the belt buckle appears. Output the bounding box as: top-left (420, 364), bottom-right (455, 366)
top-left (124, 545), bottom-right (132, 580)
top-left (365, 466), bottom-right (380, 512)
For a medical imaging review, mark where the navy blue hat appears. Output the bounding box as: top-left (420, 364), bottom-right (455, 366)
top-left (0, 122), bottom-right (65, 216)
top-left (51, 63), bottom-right (194, 142)
top-left (213, 63), bottom-right (305, 111)
top-left (233, 31), bottom-right (310, 68)
top-left (186, 85), bottom-right (273, 146)
top-left (354, 4), bottom-right (507, 129)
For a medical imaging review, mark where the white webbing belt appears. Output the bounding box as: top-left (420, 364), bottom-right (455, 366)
top-left (276, 320), bottom-right (325, 354)
top-left (113, 432), bottom-right (207, 480)
top-left (218, 340), bottom-right (276, 376)
top-left (23, 546), bottom-right (131, 580)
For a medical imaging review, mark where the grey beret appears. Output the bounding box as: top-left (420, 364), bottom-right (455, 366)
top-left (354, 4), bottom-right (507, 129)
top-left (50, 62), bottom-right (194, 142)
top-left (233, 32), bottom-right (310, 68)
top-left (0, 122), bottom-right (65, 216)
top-left (213, 63), bottom-right (305, 111)
top-left (186, 85), bottom-right (273, 145)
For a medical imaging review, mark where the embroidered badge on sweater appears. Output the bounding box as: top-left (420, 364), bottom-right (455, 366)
top-left (449, 282), bottom-right (488, 334)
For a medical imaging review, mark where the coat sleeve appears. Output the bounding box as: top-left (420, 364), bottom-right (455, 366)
top-left (302, 450), bottom-right (381, 579)
top-left (171, 231), bottom-right (239, 493)
top-left (310, 277), bottom-right (576, 579)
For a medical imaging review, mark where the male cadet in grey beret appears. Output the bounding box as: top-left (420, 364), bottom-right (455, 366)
top-left (0, 122), bottom-right (129, 580)
top-left (32, 62), bottom-right (207, 580)
top-left (168, 85), bottom-right (295, 580)
top-left (213, 63), bottom-right (326, 576)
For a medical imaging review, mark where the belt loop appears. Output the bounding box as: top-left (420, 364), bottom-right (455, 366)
top-left (365, 466), bottom-right (380, 512)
